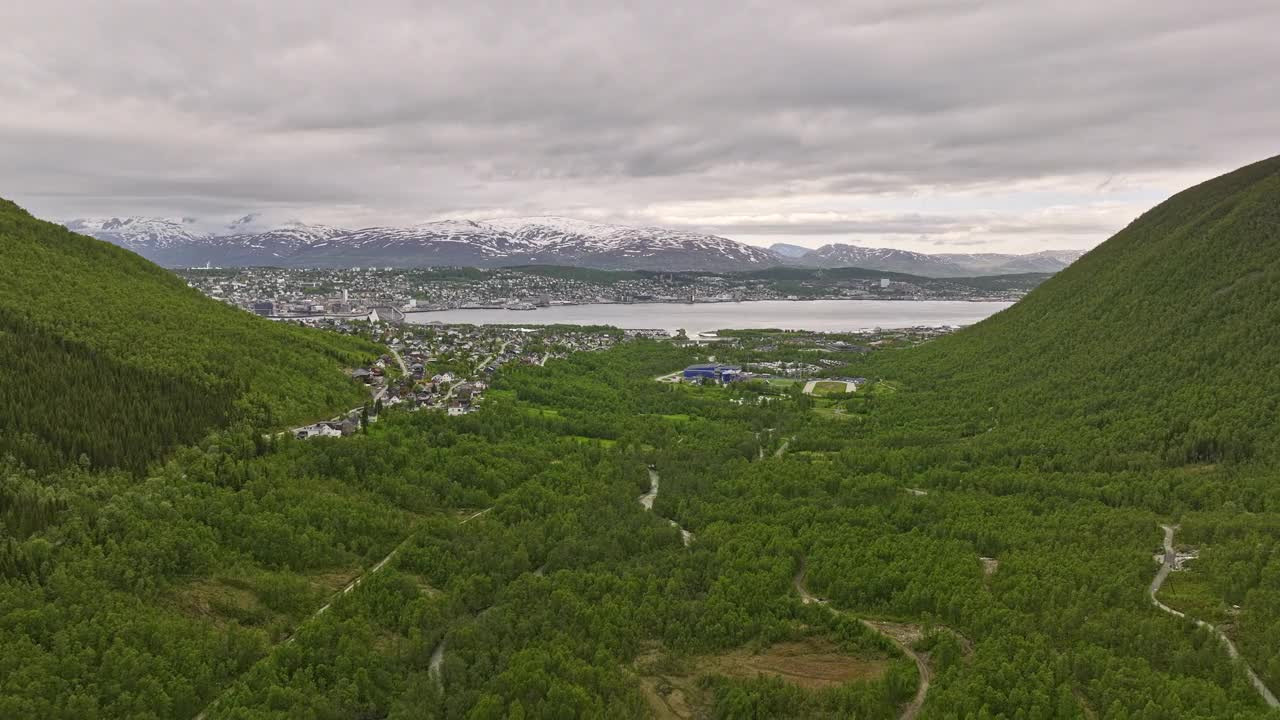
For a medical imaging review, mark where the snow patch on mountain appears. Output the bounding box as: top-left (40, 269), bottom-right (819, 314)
top-left (63, 217), bottom-right (211, 250)
top-left (796, 243), bottom-right (1082, 277)
top-left (62, 212), bottom-right (1078, 274)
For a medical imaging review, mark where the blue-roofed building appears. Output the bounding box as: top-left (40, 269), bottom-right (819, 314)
top-left (683, 364), bottom-right (743, 384)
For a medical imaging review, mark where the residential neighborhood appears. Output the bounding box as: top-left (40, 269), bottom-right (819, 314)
top-left (286, 320), bottom-right (650, 438)
top-left (177, 265), bottom-right (1038, 319)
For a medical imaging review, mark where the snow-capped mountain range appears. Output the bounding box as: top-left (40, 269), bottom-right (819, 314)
top-left (64, 217), bottom-right (209, 250)
top-left (62, 214), bottom-right (1082, 275)
top-left (62, 216), bottom-right (778, 271)
top-left (783, 243), bottom-right (1084, 277)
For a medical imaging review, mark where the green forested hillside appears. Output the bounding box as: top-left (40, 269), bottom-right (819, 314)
top-left (0, 199), bottom-right (379, 472)
top-left (804, 154), bottom-right (1280, 709)
top-left (887, 154), bottom-right (1280, 471)
top-left (4, 158), bottom-right (1280, 720)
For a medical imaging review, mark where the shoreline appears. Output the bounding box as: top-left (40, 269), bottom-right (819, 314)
top-left (404, 296), bottom-right (1020, 314)
top-left (396, 298), bottom-right (1013, 335)
top-left (264, 295), bottom-right (1013, 320)
top-left (266, 298), bottom-right (1014, 334)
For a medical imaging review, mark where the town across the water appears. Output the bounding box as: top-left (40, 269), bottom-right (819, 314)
top-left (176, 265), bottom-right (1045, 319)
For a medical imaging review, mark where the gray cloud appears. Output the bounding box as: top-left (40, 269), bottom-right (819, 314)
top-left (2, 0), bottom-right (1278, 252)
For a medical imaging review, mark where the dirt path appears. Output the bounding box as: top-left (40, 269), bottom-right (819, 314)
top-left (1150, 524), bottom-right (1278, 708)
top-left (195, 507), bottom-right (493, 718)
top-left (300, 533), bottom-right (414, 631)
top-left (774, 437), bottom-right (792, 458)
top-left (639, 468), bottom-right (692, 546)
top-left (421, 507), bottom-right (494, 692)
top-left (793, 563), bottom-right (931, 720)
top-left (428, 638), bottom-right (447, 686)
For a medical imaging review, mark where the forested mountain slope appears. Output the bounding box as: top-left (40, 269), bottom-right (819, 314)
top-left (889, 154), bottom-right (1280, 472)
top-left (5, 159), bottom-right (1279, 719)
top-left (0, 199), bottom-right (378, 472)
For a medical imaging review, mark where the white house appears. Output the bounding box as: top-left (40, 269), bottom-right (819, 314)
top-left (295, 423), bottom-right (343, 440)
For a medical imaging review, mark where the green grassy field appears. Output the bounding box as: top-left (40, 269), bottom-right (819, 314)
top-left (565, 435), bottom-right (619, 447)
top-left (811, 381), bottom-right (851, 396)
top-left (1159, 569), bottom-right (1234, 628)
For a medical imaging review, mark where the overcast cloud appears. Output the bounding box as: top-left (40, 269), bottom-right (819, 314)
top-left (2, 0), bottom-right (1278, 252)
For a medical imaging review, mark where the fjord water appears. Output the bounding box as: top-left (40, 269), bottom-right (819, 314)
top-left (404, 299), bottom-right (1013, 335)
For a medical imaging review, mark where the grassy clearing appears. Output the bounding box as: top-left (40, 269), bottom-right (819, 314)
top-left (813, 401), bottom-right (854, 420)
top-left (872, 380), bottom-right (898, 394)
top-left (174, 569), bottom-right (334, 635)
top-left (175, 578), bottom-right (272, 627)
top-left (636, 637), bottom-right (892, 719)
top-left (565, 435), bottom-right (618, 447)
top-left (1159, 569), bottom-right (1233, 627)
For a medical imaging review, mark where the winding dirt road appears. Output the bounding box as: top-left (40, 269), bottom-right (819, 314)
top-left (1150, 524), bottom-right (1278, 708)
top-left (428, 638), bottom-right (447, 686)
top-left (639, 468), bottom-right (692, 546)
top-left (793, 564), bottom-right (931, 720)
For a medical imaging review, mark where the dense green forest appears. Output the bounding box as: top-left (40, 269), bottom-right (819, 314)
top-left (2, 157), bottom-right (1280, 718)
top-left (0, 199), bottom-right (380, 471)
top-left (3, 336), bottom-right (1276, 718)
top-left (884, 154), bottom-right (1280, 474)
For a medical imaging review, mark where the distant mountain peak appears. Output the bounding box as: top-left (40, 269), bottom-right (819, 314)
top-left (790, 242), bottom-right (1082, 277)
top-left (63, 216), bottom-right (212, 251)
top-left (61, 212), bottom-right (1081, 276)
top-left (769, 242), bottom-right (813, 258)
top-left (62, 214), bottom-right (775, 271)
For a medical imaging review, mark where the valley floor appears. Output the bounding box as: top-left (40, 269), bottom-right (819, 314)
top-left (4, 339), bottom-right (1280, 719)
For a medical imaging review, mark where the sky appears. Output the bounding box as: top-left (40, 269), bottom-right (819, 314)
top-left (3, 0), bottom-right (1278, 253)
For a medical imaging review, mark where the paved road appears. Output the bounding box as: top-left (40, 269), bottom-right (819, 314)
top-left (431, 342), bottom-right (511, 410)
top-left (390, 347), bottom-right (408, 375)
top-left (282, 383), bottom-right (383, 438)
top-left (793, 562), bottom-right (931, 720)
top-left (475, 341), bottom-right (511, 374)
top-left (438, 380), bottom-right (464, 405)
top-left (1150, 524), bottom-right (1278, 708)
top-left (774, 437), bottom-right (792, 458)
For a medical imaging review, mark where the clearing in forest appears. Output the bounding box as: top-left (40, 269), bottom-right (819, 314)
top-left (804, 379), bottom-right (858, 396)
top-left (637, 637), bottom-right (890, 719)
